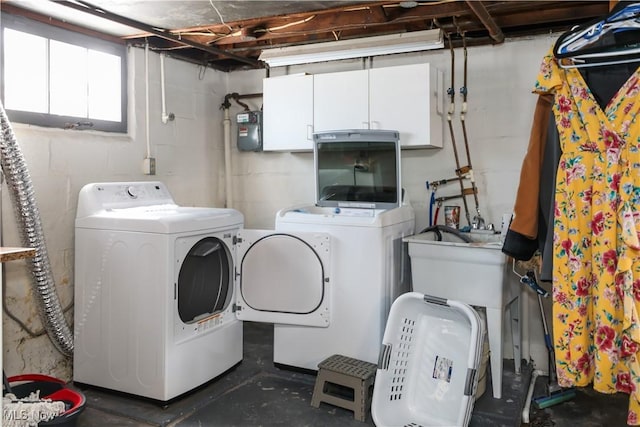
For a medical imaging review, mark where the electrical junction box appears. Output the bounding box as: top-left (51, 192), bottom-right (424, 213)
top-left (237, 111), bottom-right (263, 152)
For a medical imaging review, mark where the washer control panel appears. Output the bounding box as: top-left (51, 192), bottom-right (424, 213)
top-left (76, 181), bottom-right (176, 217)
top-left (126, 186), bottom-right (139, 199)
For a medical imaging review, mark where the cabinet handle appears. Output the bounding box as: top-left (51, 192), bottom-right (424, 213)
top-left (307, 124), bottom-right (313, 140)
top-left (362, 121), bottom-right (369, 129)
top-left (370, 121), bottom-right (380, 129)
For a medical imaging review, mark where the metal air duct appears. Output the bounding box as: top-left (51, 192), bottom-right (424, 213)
top-left (0, 103), bottom-right (73, 357)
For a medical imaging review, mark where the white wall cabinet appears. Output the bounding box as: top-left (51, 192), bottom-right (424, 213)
top-left (263, 73), bottom-right (314, 151)
top-left (263, 63), bottom-right (444, 151)
top-left (313, 69), bottom-right (369, 132)
top-left (314, 64), bottom-right (445, 148)
top-left (369, 63), bottom-right (445, 148)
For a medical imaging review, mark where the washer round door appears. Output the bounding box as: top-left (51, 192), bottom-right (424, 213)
top-left (175, 235), bottom-right (234, 334)
top-left (235, 230), bottom-right (331, 327)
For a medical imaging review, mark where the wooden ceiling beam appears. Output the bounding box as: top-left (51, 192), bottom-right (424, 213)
top-left (126, 2), bottom-right (472, 36)
top-left (137, 2), bottom-right (475, 48)
top-left (368, 5), bottom-right (389, 22)
top-left (4, 0), bottom-right (613, 71)
top-left (55, 0), bottom-right (262, 68)
top-left (135, 0), bottom-right (608, 62)
top-left (438, 2), bottom-right (608, 35)
top-left (487, 2), bottom-right (608, 25)
top-left (464, 1), bottom-right (504, 43)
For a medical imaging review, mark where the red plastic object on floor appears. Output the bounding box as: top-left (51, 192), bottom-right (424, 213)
top-left (5, 373), bottom-right (86, 426)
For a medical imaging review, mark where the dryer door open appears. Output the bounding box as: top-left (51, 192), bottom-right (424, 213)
top-left (235, 229), bottom-right (331, 327)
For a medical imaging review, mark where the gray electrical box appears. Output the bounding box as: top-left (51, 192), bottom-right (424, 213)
top-left (237, 111), bottom-right (262, 152)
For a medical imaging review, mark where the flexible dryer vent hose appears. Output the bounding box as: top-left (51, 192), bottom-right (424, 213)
top-left (0, 103), bottom-right (73, 357)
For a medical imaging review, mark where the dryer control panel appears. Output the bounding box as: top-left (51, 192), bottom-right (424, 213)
top-left (76, 181), bottom-right (176, 218)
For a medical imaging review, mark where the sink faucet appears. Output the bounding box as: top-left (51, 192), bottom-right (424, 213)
top-left (472, 214), bottom-right (486, 230)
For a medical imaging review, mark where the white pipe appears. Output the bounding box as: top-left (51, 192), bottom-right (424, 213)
top-left (145, 43), bottom-right (151, 158)
top-left (522, 369), bottom-right (548, 424)
top-left (160, 53), bottom-right (169, 124)
top-left (223, 108), bottom-right (233, 208)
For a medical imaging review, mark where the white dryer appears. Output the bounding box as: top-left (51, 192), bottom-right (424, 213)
top-left (73, 181), bottom-right (331, 401)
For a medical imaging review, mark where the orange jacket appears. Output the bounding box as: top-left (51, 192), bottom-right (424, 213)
top-left (502, 95), bottom-right (553, 262)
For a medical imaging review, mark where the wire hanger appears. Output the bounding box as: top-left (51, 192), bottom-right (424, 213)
top-left (554, 2), bottom-right (640, 68)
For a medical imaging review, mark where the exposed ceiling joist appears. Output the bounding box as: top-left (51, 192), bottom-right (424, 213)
top-left (465, 1), bottom-right (503, 43)
top-left (55, 0), bottom-right (263, 70)
top-left (1, 0), bottom-right (612, 71)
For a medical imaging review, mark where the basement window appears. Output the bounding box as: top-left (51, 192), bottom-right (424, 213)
top-left (0, 14), bottom-right (127, 133)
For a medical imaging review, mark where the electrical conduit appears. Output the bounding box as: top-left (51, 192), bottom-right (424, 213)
top-left (0, 102), bottom-right (73, 356)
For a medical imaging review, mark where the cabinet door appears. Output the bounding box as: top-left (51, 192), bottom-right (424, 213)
top-left (263, 74), bottom-right (314, 151)
top-left (369, 63), bottom-right (445, 148)
top-left (313, 69), bottom-right (369, 132)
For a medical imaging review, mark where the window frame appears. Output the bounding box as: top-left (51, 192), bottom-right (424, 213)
top-left (0, 13), bottom-right (128, 133)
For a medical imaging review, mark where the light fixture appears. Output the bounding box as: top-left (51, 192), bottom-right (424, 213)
top-left (258, 29), bottom-right (444, 67)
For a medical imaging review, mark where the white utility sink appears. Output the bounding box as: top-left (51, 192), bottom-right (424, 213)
top-left (403, 229), bottom-right (522, 399)
top-left (404, 230), bottom-right (507, 304)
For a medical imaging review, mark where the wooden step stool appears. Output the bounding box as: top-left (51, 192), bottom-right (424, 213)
top-left (310, 354), bottom-right (377, 422)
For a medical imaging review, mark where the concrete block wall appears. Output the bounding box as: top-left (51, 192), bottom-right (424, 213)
top-left (226, 34), bottom-right (558, 232)
top-left (226, 33), bottom-right (557, 372)
top-left (2, 47), bottom-right (228, 379)
top-left (2, 33), bottom-right (558, 380)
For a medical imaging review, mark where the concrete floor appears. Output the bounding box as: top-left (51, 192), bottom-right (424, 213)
top-left (525, 381), bottom-right (629, 427)
top-left (67, 321), bottom-right (629, 427)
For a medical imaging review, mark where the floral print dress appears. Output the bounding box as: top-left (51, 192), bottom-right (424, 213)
top-left (534, 48), bottom-right (640, 425)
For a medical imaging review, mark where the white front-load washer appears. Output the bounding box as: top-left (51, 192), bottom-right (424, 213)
top-left (73, 181), bottom-right (332, 402)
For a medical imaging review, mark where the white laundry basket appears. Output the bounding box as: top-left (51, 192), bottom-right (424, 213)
top-left (371, 292), bottom-right (484, 427)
